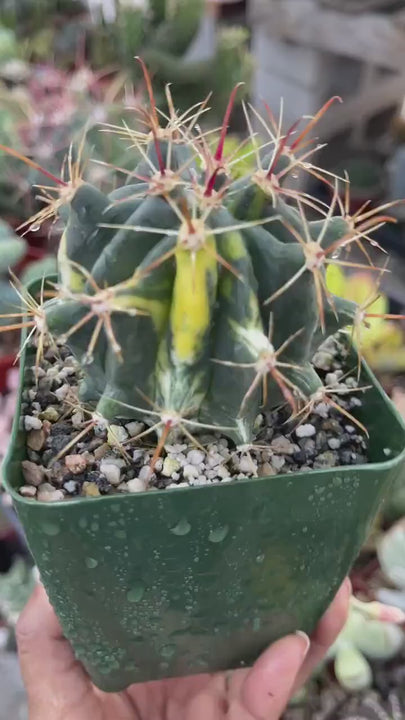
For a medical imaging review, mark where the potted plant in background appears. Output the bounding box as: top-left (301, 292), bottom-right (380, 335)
top-left (0, 220), bottom-right (27, 393)
top-left (2, 66), bottom-right (405, 692)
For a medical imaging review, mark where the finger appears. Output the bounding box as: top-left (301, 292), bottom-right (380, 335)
top-left (292, 577), bottom-right (351, 693)
top-left (17, 584), bottom-right (90, 714)
top-left (241, 632), bottom-right (310, 719)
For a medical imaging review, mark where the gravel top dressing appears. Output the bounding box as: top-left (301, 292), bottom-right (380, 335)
top-left (18, 334), bottom-right (369, 502)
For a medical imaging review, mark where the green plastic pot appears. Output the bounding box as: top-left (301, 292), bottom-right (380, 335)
top-left (3, 310), bottom-right (405, 692)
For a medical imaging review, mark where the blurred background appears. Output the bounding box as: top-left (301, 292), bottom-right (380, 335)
top-left (0, 1), bottom-right (405, 717)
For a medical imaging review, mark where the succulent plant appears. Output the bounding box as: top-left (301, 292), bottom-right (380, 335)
top-left (376, 519), bottom-right (405, 613)
top-left (327, 266), bottom-right (405, 373)
top-left (1, 65), bottom-right (404, 455)
top-left (326, 596), bottom-right (404, 692)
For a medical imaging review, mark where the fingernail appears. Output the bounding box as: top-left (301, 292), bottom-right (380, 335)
top-left (344, 576), bottom-right (352, 595)
top-left (295, 631), bottom-right (310, 658)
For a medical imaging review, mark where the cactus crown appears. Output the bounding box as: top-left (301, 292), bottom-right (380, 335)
top-left (1, 62), bottom-right (401, 448)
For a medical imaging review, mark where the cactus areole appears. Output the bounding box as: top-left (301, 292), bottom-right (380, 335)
top-left (2, 64), bottom-right (405, 690)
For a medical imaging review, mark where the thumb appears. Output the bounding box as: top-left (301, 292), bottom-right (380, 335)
top-left (241, 632), bottom-right (310, 719)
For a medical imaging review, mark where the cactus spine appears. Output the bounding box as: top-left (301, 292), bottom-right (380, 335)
top-left (1, 62), bottom-right (400, 448)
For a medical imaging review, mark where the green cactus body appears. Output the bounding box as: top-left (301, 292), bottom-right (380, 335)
top-left (3, 75), bottom-right (383, 449)
top-left (34, 79), bottom-right (371, 446)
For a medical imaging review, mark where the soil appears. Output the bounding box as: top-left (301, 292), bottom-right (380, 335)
top-left (17, 335), bottom-right (370, 502)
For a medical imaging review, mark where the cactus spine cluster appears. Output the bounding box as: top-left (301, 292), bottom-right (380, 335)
top-left (2, 62), bottom-right (400, 447)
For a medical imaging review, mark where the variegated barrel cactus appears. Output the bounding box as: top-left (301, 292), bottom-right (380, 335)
top-left (1, 63), bottom-right (401, 448)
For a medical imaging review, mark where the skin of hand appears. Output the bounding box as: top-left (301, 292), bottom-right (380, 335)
top-left (17, 579), bottom-right (351, 720)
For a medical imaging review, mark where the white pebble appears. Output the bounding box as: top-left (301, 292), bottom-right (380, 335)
top-left (55, 384), bottom-right (70, 401)
top-left (71, 411), bottom-right (84, 427)
top-left (37, 486), bottom-right (64, 503)
top-left (325, 372), bottom-right (338, 386)
top-left (127, 478), bottom-right (147, 493)
top-left (125, 421), bottom-right (144, 437)
top-left (207, 452), bottom-right (225, 468)
top-left (19, 485), bottom-right (37, 498)
top-left (166, 482), bottom-right (189, 489)
top-left (328, 438), bottom-right (341, 450)
top-left (100, 461), bottom-right (121, 486)
top-left (65, 454), bottom-right (87, 475)
top-left (187, 449), bottom-right (205, 465)
top-left (216, 465), bottom-right (230, 479)
top-left (138, 465), bottom-right (152, 482)
top-left (107, 424), bottom-right (128, 445)
top-left (271, 455), bottom-right (286, 471)
top-left (314, 402), bottom-right (330, 418)
top-left (270, 436), bottom-right (294, 455)
top-left (345, 425), bottom-right (356, 434)
top-left (295, 424), bottom-right (316, 438)
top-left (24, 415), bottom-right (42, 431)
top-left (162, 457), bottom-right (181, 477)
top-left (183, 464), bottom-right (199, 479)
top-left (190, 476), bottom-right (209, 486)
top-left (239, 456), bottom-right (257, 474)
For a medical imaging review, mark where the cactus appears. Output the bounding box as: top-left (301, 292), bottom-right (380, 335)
top-left (1, 64), bottom-right (404, 453)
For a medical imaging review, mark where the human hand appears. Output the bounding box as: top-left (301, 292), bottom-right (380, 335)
top-left (17, 579), bottom-right (350, 720)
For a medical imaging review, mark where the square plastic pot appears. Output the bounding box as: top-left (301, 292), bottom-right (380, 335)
top-left (3, 324), bottom-right (405, 691)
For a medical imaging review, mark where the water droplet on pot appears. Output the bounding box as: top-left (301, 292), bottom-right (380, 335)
top-left (91, 521), bottom-right (99, 531)
top-left (30, 224), bottom-right (40, 232)
top-left (85, 557), bottom-right (98, 569)
top-left (208, 525), bottom-right (229, 543)
top-left (253, 617), bottom-right (261, 632)
top-left (160, 661), bottom-right (169, 671)
top-left (79, 517), bottom-right (88, 529)
top-left (43, 522), bottom-right (60, 536)
top-left (127, 583), bottom-right (145, 603)
top-left (170, 518), bottom-right (191, 536)
top-left (161, 644), bottom-right (176, 659)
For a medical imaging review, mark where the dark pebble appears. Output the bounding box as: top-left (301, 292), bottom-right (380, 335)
top-left (321, 419), bottom-right (341, 433)
top-left (315, 430), bottom-right (328, 452)
top-left (293, 449), bottom-right (307, 465)
top-left (59, 347), bottom-right (72, 360)
top-left (352, 453), bottom-right (367, 465)
top-left (89, 471), bottom-right (112, 494)
top-left (37, 377), bottom-right (52, 392)
top-left (298, 438), bottom-right (316, 458)
top-left (126, 468), bottom-right (137, 480)
top-left (27, 450), bottom-right (40, 462)
top-left (37, 390), bottom-right (58, 409)
top-left (47, 434), bottom-right (72, 454)
top-left (339, 449), bottom-right (354, 465)
top-left (87, 437), bottom-right (104, 451)
top-left (41, 449), bottom-right (55, 466)
top-left (339, 433), bottom-right (351, 447)
top-left (49, 422), bottom-right (72, 436)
